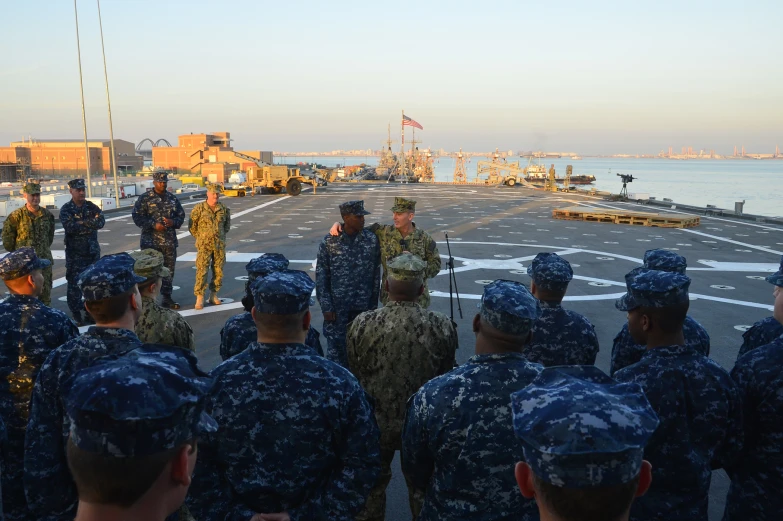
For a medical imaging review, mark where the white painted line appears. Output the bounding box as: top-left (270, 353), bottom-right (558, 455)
top-left (691, 261), bottom-right (779, 272)
top-left (176, 252), bottom-right (312, 263)
top-left (682, 230), bottom-right (783, 255)
top-left (55, 199), bottom-right (202, 234)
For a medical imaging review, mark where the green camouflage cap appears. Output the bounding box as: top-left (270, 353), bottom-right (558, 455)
top-left (390, 197), bottom-right (416, 213)
top-left (387, 252), bottom-right (427, 282)
top-left (130, 249), bottom-right (171, 280)
top-left (23, 182), bottom-right (41, 195)
top-left (206, 183), bottom-right (222, 194)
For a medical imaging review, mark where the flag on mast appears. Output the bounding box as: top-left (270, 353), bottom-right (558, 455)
top-left (402, 115), bottom-right (423, 130)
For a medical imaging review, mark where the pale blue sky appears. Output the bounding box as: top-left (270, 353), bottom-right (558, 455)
top-left (1, 0), bottom-right (781, 153)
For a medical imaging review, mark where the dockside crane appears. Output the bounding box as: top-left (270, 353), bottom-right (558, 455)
top-left (453, 148), bottom-right (468, 183)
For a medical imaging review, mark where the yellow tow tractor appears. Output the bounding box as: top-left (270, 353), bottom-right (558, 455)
top-left (232, 151), bottom-right (316, 196)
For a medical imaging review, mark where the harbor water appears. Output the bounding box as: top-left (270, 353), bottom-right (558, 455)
top-left (277, 156), bottom-right (783, 218)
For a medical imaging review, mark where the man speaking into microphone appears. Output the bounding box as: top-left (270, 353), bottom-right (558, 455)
top-left (330, 197), bottom-right (441, 308)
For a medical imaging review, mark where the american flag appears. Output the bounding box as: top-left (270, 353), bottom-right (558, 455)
top-left (402, 115), bottom-right (423, 130)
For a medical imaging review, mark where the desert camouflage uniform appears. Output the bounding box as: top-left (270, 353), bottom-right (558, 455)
top-left (2, 206), bottom-right (55, 306)
top-left (402, 279), bottom-right (543, 521)
top-left (316, 205), bottom-right (380, 365)
top-left (526, 301), bottom-right (599, 366)
top-left (511, 365), bottom-right (659, 489)
top-left (737, 315), bottom-right (783, 359)
top-left (613, 268), bottom-right (743, 521)
top-left (0, 290), bottom-right (77, 521)
top-left (189, 270), bottom-right (381, 520)
top-left (367, 198), bottom-right (440, 308)
top-left (219, 311), bottom-right (322, 359)
top-left (348, 256), bottom-right (457, 521)
top-left (188, 199), bottom-right (230, 296)
top-left (59, 197), bottom-right (104, 323)
top-left (131, 183), bottom-right (185, 299)
top-left (610, 316), bottom-right (710, 375)
top-left (136, 295), bottom-right (194, 351)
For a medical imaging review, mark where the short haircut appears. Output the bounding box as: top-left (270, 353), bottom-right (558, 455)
top-left (639, 301), bottom-right (689, 334)
top-left (255, 310), bottom-right (307, 336)
top-left (66, 437), bottom-right (195, 507)
top-left (533, 472), bottom-right (640, 521)
top-left (137, 277), bottom-right (160, 294)
top-left (85, 288), bottom-right (134, 323)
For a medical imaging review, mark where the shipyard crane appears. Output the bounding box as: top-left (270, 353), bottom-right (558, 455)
top-left (453, 148), bottom-right (468, 183)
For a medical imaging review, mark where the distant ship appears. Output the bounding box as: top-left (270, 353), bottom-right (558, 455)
top-left (523, 157), bottom-right (596, 185)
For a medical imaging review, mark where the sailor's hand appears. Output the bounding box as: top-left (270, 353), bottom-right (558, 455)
top-left (323, 312), bottom-right (337, 321)
top-left (163, 217), bottom-right (174, 227)
top-left (154, 222), bottom-right (166, 232)
top-left (329, 222), bottom-right (342, 236)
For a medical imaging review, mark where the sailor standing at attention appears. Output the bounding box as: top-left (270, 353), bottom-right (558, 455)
top-left (59, 178), bottom-right (105, 325)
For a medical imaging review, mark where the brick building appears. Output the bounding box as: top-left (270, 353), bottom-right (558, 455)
top-left (3, 138), bottom-right (144, 179)
top-left (152, 132), bottom-right (272, 182)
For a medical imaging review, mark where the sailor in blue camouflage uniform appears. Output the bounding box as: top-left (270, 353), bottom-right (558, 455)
top-left (613, 267), bottom-right (743, 521)
top-left (63, 347), bottom-right (215, 521)
top-left (511, 366), bottom-right (658, 521)
top-left (524, 252), bottom-right (599, 366)
top-left (59, 178), bottom-right (105, 325)
top-left (219, 253), bottom-right (322, 360)
top-left (610, 249), bottom-right (710, 376)
top-left (0, 248), bottom-right (78, 521)
top-left (189, 269), bottom-right (381, 520)
top-left (402, 280), bottom-right (544, 521)
top-left (316, 200), bottom-right (380, 366)
top-left (24, 253), bottom-right (147, 521)
top-left (737, 256), bottom-right (783, 360)
top-left (724, 259), bottom-right (783, 520)
top-left (132, 170), bottom-right (185, 309)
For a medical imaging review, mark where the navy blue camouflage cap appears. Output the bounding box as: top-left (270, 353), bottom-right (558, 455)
top-left (766, 255), bottom-right (783, 287)
top-left (615, 267), bottom-right (691, 312)
top-left (511, 365), bottom-right (659, 488)
top-left (643, 249), bottom-right (687, 274)
top-left (0, 247), bottom-right (52, 281)
top-left (478, 279), bottom-right (541, 336)
top-left (251, 269), bottom-right (315, 314)
top-left (77, 253), bottom-right (146, 302)
top-left (339, 200), bottom-right (371, 216)
top-left (65, 346), bottom-right (217, 458)
top-left (527, 252), bottom-right (573, 290)
top-left (152, 171), bottom-right (169, 183)
top-left (245, 253), bottom-right (290, 280)
top-left (68, 178), bottom-right (86, 190)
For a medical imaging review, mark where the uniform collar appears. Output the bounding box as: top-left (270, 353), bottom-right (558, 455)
top-left (248, 341), bottom-right (317, 357)
top-left (5, 293), bottom-right (41, 304)
top-left (640, 344), bottom-right (695, 360)
top-left (538, 300), bottom-right (562, 309)
top-left (385, 300), bottom-right (420, 308)
top-left (85, 326), bottom-right (142, 344)
top-left (466, 352), bottom-right (531, 365)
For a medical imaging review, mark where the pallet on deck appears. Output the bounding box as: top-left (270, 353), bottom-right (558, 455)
top-left (552, 206), bottom-right (700, 228)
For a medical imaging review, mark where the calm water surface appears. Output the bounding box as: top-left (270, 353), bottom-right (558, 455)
top-left (277, 156), bottom-right (783, 217)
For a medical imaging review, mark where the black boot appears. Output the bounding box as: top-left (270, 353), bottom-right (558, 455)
top-left (161, 295), bottom-right (181, 310)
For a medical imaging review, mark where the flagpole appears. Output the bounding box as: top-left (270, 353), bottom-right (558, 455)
top-left (96, 0), bottom-right (121, 208)
top-left (73, 0), bottom-right (92, 196)
top-left (400, 109), bottom-right (405, 181)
